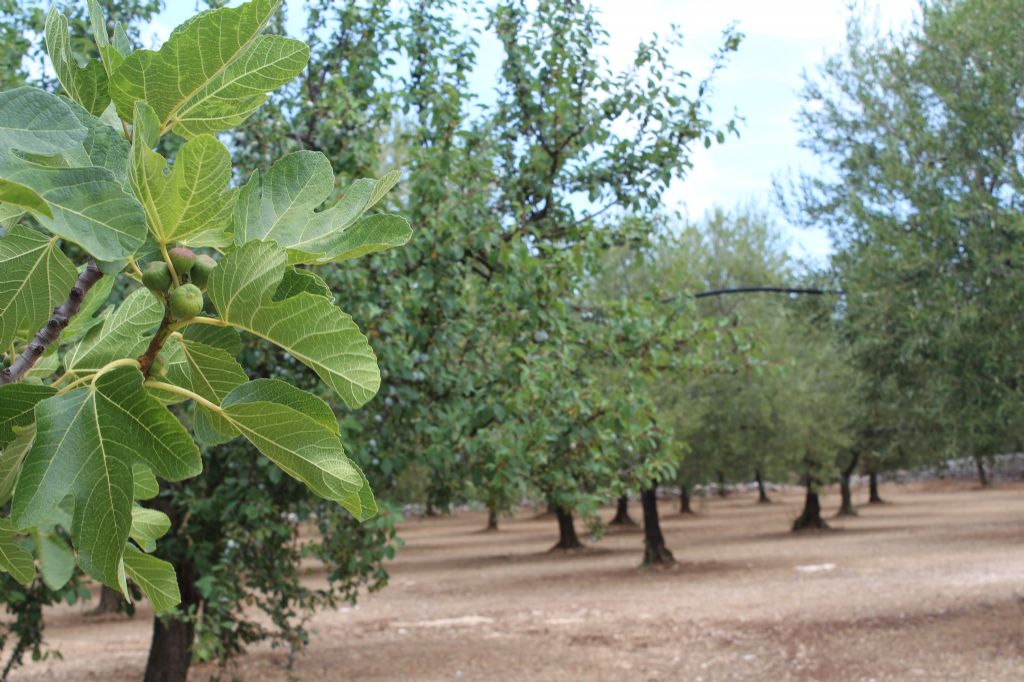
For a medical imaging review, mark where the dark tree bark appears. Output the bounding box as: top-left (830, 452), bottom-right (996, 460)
top-left (485, 507), bottom-right (499, 531)
top-left (679, 484), bottom-right (694, 515)
top-left (641, 487), bottom-right (674, 565)
top-left (868, 470), bottom-right (884, 504)
top-left (755, 469), bottom-right (771, 504)
top-left (551, 506), bottom-right (583, 550)
top-left (716, 470), bottom-right (729, 498)
top-left (836, 452), bottom-right (861, 517)
top-left (144, 488), bottom-right (202, 682)
top-left (975, 456), bottom-right (990, 488)
top-left (86, 585), bottom-right (127, 616)
top-left (609, 494), bottom-right (637, 526)
top-left (143, 556), bottom-right (200, 682)
top-left (792, 480), bottom-right (830, 531)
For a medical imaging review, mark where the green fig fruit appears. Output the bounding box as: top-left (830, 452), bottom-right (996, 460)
top-left (141, 261), bottom-right (172, 293)
top-left (168, 247), bottom-right (197, 278)
top-left (189, 254), bottom-right (217, 290)
top-left (169, 283), bottom-right (203, 320)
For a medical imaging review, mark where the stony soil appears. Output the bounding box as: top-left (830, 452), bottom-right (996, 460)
top-left (9, 480), bottom-right (1024, 681)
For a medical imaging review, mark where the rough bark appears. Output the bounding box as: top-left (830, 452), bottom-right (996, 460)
top-left (716, 471), bottom-right (729, 498)
top-left (609, 494), bottom-right (637, 526)
top-left (755, 469), bottom-right (771, 504)
top-left (975, 456), bottom-right (990, 488)
top-left (868, 470), bottom-right (884, 504)
top-left (485, 508), bottom-right (498, 531)
top-left (551, 506), bottom-right (583, 550)
top-left (836, 452), bottom-right (860, 517)
top-left (641, 487), bottom-right (674, 565)
top-left (792, 481), bottom-right (830, 531)
top-left (143, 489), bottom-right (202, 682)
top-left (143, 556), bottom-right (200, 682)
top-left (679, 484), bottom-right (694, 515)
top-left (0, 259), bottom-right (103, 385)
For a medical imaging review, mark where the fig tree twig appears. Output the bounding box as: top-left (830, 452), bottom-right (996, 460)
top-left (0, 259), bottom-right (104, 385)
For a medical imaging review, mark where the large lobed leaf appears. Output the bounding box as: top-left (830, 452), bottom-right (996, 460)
top-left (128, 102), bottom-right (235, 247)
top-left (207, 240), bottom-right (381, 408)
top-left (11, 366), bottom-right (200, 588)
top-left (0, 151), bottom-right (147, 266)
top-left (0, 384), bottom-right (55, 449)
top-left (219, 379), bottom-right (376, 519)
top-left (0, 519), bottom-right (34, 585)
top-left (234, 151), bottom-right (410, 263)
top-left (0, 225), bottom-right (78, 352)
top-left (45, 7), bottom-right (110, 116)
top-left (64, 287), bottom-right (163, 375)
top-left (0, 87), bottom-right (86, 155)
top-left (108, 0), bottom-right (309, 138)
top-left (153, 334), bottom-right (247, 443)
top-left (123, 544), bottom-right (179, 613)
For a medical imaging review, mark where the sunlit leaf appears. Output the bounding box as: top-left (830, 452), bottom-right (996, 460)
top-left (207, 241), bottom-right (380, 408)
top-left (108, 0), bottom-right (308, 138)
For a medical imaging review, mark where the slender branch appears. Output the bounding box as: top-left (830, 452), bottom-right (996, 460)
top-left (0, 260), bottom-right (104, 386)
top-left (138, 311), bottom-right (173, 378)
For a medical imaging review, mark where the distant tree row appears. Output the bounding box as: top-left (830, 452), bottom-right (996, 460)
top-left (1, 0), bottom-right (1021, 681)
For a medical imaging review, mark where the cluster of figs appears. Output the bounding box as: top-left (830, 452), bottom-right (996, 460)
top-left (141, 247), bottom-right (216, 320)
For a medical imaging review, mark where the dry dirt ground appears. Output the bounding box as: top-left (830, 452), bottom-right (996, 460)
top-left (9, 481), bottom-right (1024, 681)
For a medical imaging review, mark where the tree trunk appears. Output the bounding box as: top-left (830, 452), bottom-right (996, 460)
top-left (551, 506), bottom-right (583, 550)
top-left (792, 480), bottom-right (830, 531)
top-left (679, 484), bottom-right (694, 515)
top-left (485, 507), bottom-right (498, 531)
top-left (641, 487), bottom-right (674, 565)
top-left (609, 494), bottom-right (637, 526)
top-left (143, 556), bottom-right (200, 682)
top-left (86, 585), bottom-right (127, 616)
top-left (836, 452), bottom-right (860, 517)
top-left (975, 456), bottom-right (990, 488)
top-left (144, 486), bottom-right (202, 682)
top-left (755, 469), bottom-right (771, 504)
top-left (868, 470), bottom-right (884, 504)
top-left (716, 470), bottom-right (728, 498)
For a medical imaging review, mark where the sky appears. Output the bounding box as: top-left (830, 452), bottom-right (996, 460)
top-left (152, 0), bottom-right (923, 263)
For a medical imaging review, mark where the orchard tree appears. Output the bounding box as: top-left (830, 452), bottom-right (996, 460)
top-left (0, 1), bottom-right (409, 678)
top-left (471, 0), bottom-right (740, 548)
top-left (790, 0), bottom-right (1024, 488)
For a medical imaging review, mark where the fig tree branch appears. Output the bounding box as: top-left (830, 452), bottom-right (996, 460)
top-left (0, 259), bottom-right (104, 386)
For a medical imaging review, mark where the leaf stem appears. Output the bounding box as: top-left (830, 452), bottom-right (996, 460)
top-left (169, 315), bottom-right (230, 333)
top-left (160, 242), bottom-right (180, 287)
top-left (128, 258), bottom-right (144, 279)
top-left (0, 259), bottom-right (104, 386)
top-left (56, 358), bottom-right (141, 396)
top-left (144, 380), bottom-right (222, 414)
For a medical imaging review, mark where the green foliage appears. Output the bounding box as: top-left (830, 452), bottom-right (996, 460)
top-left (790, 0), bottom-right (1024, 474)
top-left (0, 0), bottom-right (407, 623)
